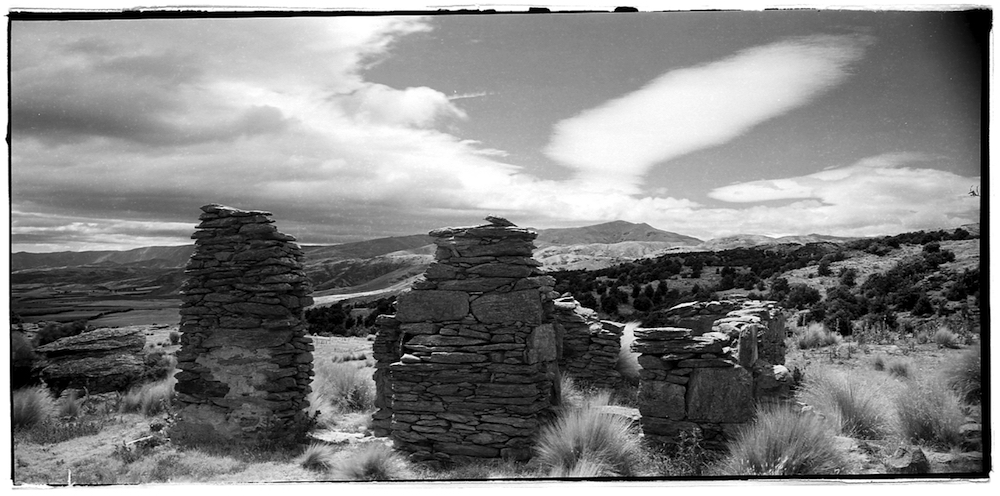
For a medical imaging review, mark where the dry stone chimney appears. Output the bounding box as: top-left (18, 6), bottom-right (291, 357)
top-left (373, 218), bottom-right (560, 464)
top-left (172, 204), bottom-right (314, 447)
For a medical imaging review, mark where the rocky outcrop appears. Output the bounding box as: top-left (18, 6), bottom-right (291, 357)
top-left (374, 219), bottom-right (559, 464)
top-left (172, 204), bottom-right (314, 448)
top-left (551, 295), bottom-right (622, 389)
top-left (35, 327), bottom-right (146, 394)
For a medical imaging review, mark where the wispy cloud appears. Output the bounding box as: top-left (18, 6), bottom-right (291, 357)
top-left (543, 34), bottom-right (873, 194)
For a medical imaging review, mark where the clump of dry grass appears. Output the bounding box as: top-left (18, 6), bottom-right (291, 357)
top-left (944, 344), bottom-right (981, 404)
top-left (331, 443), bottom-right (414, 481)
top-left (12, 386), bottom-right (56, 429)
top-left (872, 354), bottom-right (886, 371)
top-left (886, 359), bottom-right (913, 379)
top-left (895, 378), bottom-right (965, 448)
top-left (719, 403), bottom-right (851, 476)
top-left (933, 327), bottom-right (961, 349)
top-left (309, 361), bottom-right (376, 417)
top-left (120, 376), bottom-right (176, 416)
top-left (535, 392), bottom-right (642, 477)
top-left (800, 367), bottom-right (895, 440)
top-left (297, 443), bottom-right (337, 472)
top-left (57, 389), bottom-right (85, 419)
top-left (796, 323), bottom-right (843, 349)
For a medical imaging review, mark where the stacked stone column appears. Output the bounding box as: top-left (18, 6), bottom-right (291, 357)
top-left (375, 219), bottom-right (559, 464)
top-left (551, 295), bottom-right (623, 389)
top-left (172, 204), bottom-right (314, 447)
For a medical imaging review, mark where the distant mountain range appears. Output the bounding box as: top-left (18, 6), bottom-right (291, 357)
top-left (12, 220), bottom-right (954, 300)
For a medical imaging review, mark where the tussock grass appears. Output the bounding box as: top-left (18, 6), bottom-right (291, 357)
top-left (168, 331), bottom-right (181, 345)
top-left (120, 376), bottom-right (176, 416)
top-left (719, 403), bottom-right (851, 476)
top-left (895, 378), bottom-right (965, 448)
top-left (297, 443), bottom-right (337, 472)
top-left (800, 367), bottom-right (894, 440)
top-left (13, 386), bottom-right (56, 430)
top-left (57, 389), bottom-right (85, 419)
top-left (933, 328), bottom-right (961, 349)
top-left (310, 361), bottom-right (376, 416)
top-left (872, 354), bottom-right (886, 371)
top-left (944, 344), bottom-right (981, 404)
top-left (886, 359), bottom-right (913, 379)
top-left (534, 392), bottom-right (642, 477)
top-left (796, 323), bottom-right (843, 349)
top-left (331, 443), bottom-right (414, 481)
top-left (615, 322), bottom-right (641, 385)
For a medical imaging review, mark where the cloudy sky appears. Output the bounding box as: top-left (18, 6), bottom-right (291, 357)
top-left (8, 9), bottom-right (984, 252)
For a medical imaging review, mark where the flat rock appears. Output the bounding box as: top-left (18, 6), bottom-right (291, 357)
top-left (396, 290), bottom-right (470, 322)
top-left (686, 366), bottom-right (753, 423)
top-left (35, 327), bottom-right (144, 357)
top-left (471, 290), bottom-right (541, 324)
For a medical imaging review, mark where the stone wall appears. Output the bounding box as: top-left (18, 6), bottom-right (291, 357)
top-left (373, 218), bottom-right (559, 464)
top-left (635, 298), bottom-right (791, 450)
top-left (551, 295), bottom-right (623, 389)
top-left (172, 204), bottom-right (314, 447)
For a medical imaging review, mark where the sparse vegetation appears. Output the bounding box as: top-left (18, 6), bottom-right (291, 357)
top-left (309, 361), bottom-right (376, 416)
top-left (719, 403), bottom-right (851, 476)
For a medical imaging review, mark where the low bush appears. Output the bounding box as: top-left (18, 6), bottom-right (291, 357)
top-left (331, 443), bottom-right (414, 481)
top-left (944, 344), bottom-right (981, 404)
top-left (297, 443), bottom-right (336, 472)
top-left (57, 389), bottom-right (85, 419)
top-left (796, 323), bottom-right (842, 349)
top-left (719, 403), bottom-right (851, 476)
top-left (895, 378), bottom-right (965, 448)
top-left (168, 331), bottom-right (181, 345)
top-left (933, 328), bottom-right (961, 349)
top-left (800, 368), bottom-right (894, 440)
top-left (34, 319), bottom-right (89, 347)
top-left (120, 376), bottom-right (176, 416)
top-left (12, 386), bottom-right (56, 429)
top-left (534, 393), bottom-right (642, 477)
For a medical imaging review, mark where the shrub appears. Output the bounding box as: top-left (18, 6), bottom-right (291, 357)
top-left (895, 378), bottom-right (965, 448)
top-left (310, 362), bottom-right (376, 414)
top-left (534, 394), bottom-right (642, 477)
top-left (12, 386), bottom-right (56, 429)
top-left (297, 443), bottom-right (336, 472)
top-left (168, 331), bottom-right (181, 345)
top-left (719, 403), bottom-right (851, 476)
top-left (615, 322), bottom-right (641, 385)
top-left (796, 323), bottom-right (842, 349)
top-left (800, 368), bottom-right (894, 440)
top-left (933, 328), bottom-right (961, 349)
top-left (120, 376), bottom-right (176, 416)
top-left (34, 319), bottom-right (89, 347)
top-left (332, 443), bottom-right (414, 481)
top-left (944, 344), bottom-right (981, 404)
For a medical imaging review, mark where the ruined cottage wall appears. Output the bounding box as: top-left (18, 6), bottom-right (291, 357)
top-left (374, 221), bottom-right (559, 463)
top-left (172, 204), bottom-right (314, 447)
top-left (551, 295), bottom-right (622, 389)
top-left (635, 298), bottom-right (791, 449)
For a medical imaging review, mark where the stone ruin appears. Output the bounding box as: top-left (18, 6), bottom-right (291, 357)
top-left (634, 298), bottom-right (791, 450)
top-left (172, 204), bottom-right (315, 447)
top-left (551, 295), bottom-right (623, 389)
top-left (373, 218), bottom-right (559, 463)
